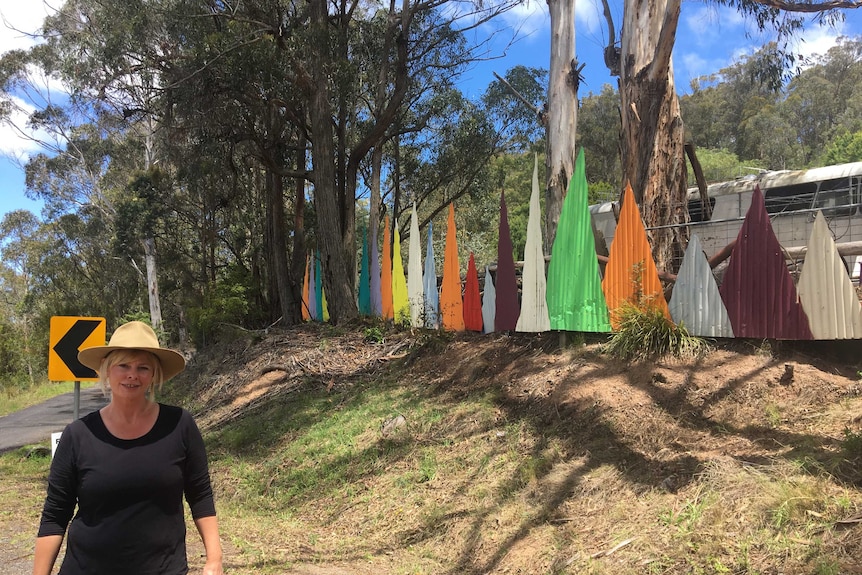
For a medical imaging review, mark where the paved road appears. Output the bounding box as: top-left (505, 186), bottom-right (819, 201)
top-left (0, 386), bottom-right (109, 453)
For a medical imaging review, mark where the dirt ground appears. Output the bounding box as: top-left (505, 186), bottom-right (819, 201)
top-left (4, 325), bottom-right (862, 574)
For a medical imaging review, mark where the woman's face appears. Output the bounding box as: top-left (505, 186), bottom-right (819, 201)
top-left (107, 351), bottom-right (156, 399)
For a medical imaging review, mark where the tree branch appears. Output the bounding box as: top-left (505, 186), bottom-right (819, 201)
top-left (750, 0), bottom-right (862, 11)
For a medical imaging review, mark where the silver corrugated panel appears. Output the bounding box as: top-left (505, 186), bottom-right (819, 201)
top-left (797, 211), bottom-right (862, 339)
top-left (669, 234), bottom-right (735, 338)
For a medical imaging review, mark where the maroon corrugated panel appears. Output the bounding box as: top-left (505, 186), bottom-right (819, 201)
top-left (495, 190), bottom-right (520, 330)
top-left (719, 186), bottom-right (813, 340)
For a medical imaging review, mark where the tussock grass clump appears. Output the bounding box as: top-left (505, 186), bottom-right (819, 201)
top-left (604, 300), bottom-right (710, 361)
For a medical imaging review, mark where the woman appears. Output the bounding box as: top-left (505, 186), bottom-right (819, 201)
top-left (33, 321), bottom-right (224, 575)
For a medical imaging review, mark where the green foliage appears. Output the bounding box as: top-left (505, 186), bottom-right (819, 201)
top-left (604, 299), bottom-right (709, 361)
top-left (188, 279), bottom-right (251, 346)
top-left (605, 264), bottom-right (709, 362)
top-left (821, 131), bottom-right (862, 165)
top-left (686, 148), bottom-right (764, 185)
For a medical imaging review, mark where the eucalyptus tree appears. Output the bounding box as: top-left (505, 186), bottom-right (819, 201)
top-left (601, 0), bottom-right (862, 271)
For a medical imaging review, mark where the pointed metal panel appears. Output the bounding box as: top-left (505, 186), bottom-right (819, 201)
top-left (358, 232), bottom-right (371, 316)
top-left (516, 155), bottom-right (550, 332)
top-left (719, 186), bottom-right (813, 339)
top-left (495, 190), bottom-right (520, 331)
top-left (797, 211), bottom-right (862, 339)
top-left (601, 182), bottom-right (670, 328)
top-left (381, 215), bottom-right (394, 320)
top-left (370, 217), bottom-right (382, 317)
top-left (423, 221), bottom-right (439, 329)
top-left (407, 205), bottom-right (424, 328)
top-left (482, 267), bottom-right (496, 334)
top-left (314, 253), bottom-right (324, 321)
top-left (302, 254), bottom-right (311, 321)
top-left (669, 234), bottom-right (734, 338)
top-left (464, 253), bottom-right (483, 332)
top-left (392, 226), bottom-right (410, 325)
top-left (546, 148), bottom-right (611, 333)
top-left (441, 204), bottom-right (465, 331)
top-left (308, 252), bottom-right (318, 321)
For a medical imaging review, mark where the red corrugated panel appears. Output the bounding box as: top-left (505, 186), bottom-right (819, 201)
top-left (463, 252), bottom-right (483, 332)
top-left (718, 186), bottom-right (813, 339)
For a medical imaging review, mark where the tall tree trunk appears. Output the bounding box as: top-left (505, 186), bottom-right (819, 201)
top-left (142, 123), bottom-right (163, 331)
top-left (143, 237), bottom-right (163, 331)
top-left (619, 0), bottom-right (688, 272)
top-left (307, 0), bottom-right (358, 324)
top-left (545, 0), bottom-right (578, 251)
top-left (289, 126), bottom-right (308, 324)
top-left (266, 166), bottom-right (294, 324)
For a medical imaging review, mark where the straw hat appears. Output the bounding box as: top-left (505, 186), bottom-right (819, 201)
top-left (78, 321), bottom-right (186, 381)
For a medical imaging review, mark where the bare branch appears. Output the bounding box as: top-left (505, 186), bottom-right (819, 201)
top-left (750, 0), bottom-right (862, 11)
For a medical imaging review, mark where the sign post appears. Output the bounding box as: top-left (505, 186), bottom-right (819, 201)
top-left (48, 316), bottom-right (105, 420)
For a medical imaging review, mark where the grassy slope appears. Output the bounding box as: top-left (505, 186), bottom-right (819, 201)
top-left (3, 324), bottom-right (862, 574)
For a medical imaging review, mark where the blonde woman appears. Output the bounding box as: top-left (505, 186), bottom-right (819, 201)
top-left (33, 321), bottom-right (223, 575)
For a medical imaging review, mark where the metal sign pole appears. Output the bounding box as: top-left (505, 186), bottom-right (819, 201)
top-left (74, 380), bottom-right (80, 420)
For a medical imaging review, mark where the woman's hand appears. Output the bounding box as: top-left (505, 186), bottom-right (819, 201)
top-left (202, 557), bottom-right (224, 575)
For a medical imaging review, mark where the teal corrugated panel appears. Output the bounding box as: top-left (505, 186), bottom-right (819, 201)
top-left (797, 211), bottom-right (862, 339)
top-left (546, 148), bottom-right (611, 332)
top-left (358, 233), bottom-right (371, 316)
top-left (668, 234), bottom-right (734, 337)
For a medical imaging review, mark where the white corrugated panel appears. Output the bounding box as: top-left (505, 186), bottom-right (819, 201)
top-left (669, 234), bottom-right (735, 338)
top-left (797, 211), bottom-right (862, 339)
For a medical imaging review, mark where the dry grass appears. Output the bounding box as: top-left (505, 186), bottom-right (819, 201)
top-left (4, 324), bottom-right (862, 574)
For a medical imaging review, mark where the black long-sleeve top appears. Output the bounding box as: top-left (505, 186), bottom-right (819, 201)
top-left (38, 404), bottom-right (216, 575)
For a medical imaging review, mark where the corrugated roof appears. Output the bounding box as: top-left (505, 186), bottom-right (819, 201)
top-left (797, 211), bottom-right (862, 339)
top-left (718, 186), bottom-right (813, 339)
top-left (668, 233), bottom-right (734, 338)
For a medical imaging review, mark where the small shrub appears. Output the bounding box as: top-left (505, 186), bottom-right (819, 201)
top-left (604, 299), bottom-right (709, 361)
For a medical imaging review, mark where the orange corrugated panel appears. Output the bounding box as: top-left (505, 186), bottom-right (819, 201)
top-left (601, 182), bottom-right (670, 328)
top-left (381, 215), bottom-right (394, 320)
top-left (440, 204), bottom-right (465, 331)
top-left (302, 254), bottom-right (310, 321)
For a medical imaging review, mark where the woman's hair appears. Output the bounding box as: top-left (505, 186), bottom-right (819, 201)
top-left (98, 349), bottom-right (165, 400)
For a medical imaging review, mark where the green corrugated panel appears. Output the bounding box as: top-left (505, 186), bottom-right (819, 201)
top-left (546, 148), bottom-right (611, 332)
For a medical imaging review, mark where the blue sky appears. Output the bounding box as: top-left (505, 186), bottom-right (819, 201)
top-left (2, 1), bottom-right (862, 222)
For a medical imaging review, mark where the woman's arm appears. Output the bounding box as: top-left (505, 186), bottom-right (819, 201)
top-left (193, 515), bottom-right (223, 575)
top-left (32, 534), bottom-right (63, 575)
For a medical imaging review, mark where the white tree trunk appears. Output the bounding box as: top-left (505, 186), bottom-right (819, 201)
top-left (545, 0), bottom-right (578, 250)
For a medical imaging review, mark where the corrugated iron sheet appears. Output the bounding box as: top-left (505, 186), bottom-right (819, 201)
top-left (601, 182), bottom-right (670, 328)
top-left (381, 215), bottom-right (393, 320)
top-left (440, 204), bottom-right (465, 331)
top-left (302, 255), bottom-right (311, 321)
top-left (719, 186), bottom-right (813, 339)
top-left (422, 221), bottom-right (439, 329)
top-left (358, 233), bottom-right (371, 316)
top-left (464, 253), bottom-right (483, 332)
top-left (482, 267), bottom-right (496, 334)
top-left (495, 191), bottom-right (520, 331)
top-left (392, 226), bottom-right (409, 324)
top-left (407, 205), bottom-right (424, 327)
top-left (370, 218), bottom-right (382, 316)
top-left (669, 233), bottom-right (734, 338)
top-left (546, 148), bottom-right (611, 333)
top-left (797, 211), bottom-right (862, 339)
top-left (516, 155), bottom-right (550, 332)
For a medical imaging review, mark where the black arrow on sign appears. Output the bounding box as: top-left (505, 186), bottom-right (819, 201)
top-left (53, 319), bottom-right (102, 378)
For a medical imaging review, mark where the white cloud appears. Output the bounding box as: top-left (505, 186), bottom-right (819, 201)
top-left (0, 2), bottom-right (58, 53)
